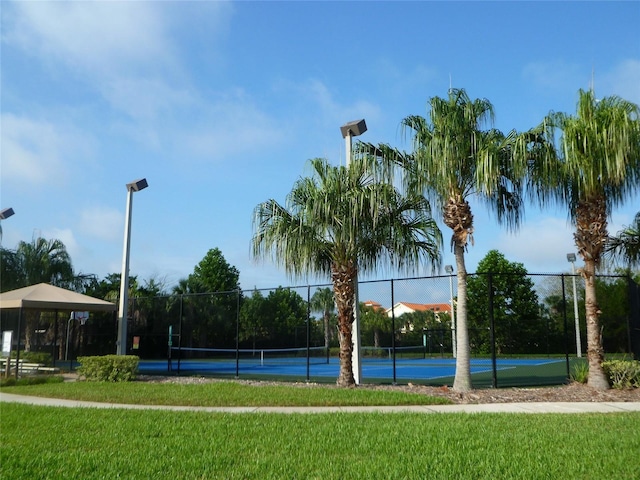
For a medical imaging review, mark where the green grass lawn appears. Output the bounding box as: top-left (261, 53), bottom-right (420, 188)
top-left (1, 403), bottom-right (638, 479)
top-left (2, 379), bottom-right (639, 478)
top-left (0, 379), bottom-right (452, 407)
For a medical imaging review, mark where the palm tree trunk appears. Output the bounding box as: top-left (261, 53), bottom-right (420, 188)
top-left (453, 243), bottom-right (472, 392)
top-left (583, 259), bottom-right (610, 390)
top-left (575, 197), bottom-right (610, 390)
top-left (332, 262), bottom-right (356, 387)
top-left (323, 312), bottom-right (330, 350)
top-left (24, 311), bottom-right (39, 352)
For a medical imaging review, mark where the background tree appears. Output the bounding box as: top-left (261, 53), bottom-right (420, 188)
top-left (529, 89), bottom-right (640, 389)
top-left (538, 276), bottom-right (575, 355)
top-left (605, 212), bottom-right (640, 269)
top-left (12, 237), bottom-right (74, 288)
top-left (467, 250), bottom-right (541, 355)
top-left (172, 248), bottom-right (242, 349)
top-left (360, 302), bottom-right (390, 348)
top-left (310, 287), bottom-right (336, 349)
top-left (0, 248), bottom-right (21, 292)
top-left (262, 287), bottom-right (309, 347)
top-left (359, 88), bottom-right (539, 391)
top-left (3, 237), bottom-right (75, 351)
top-left (239, 289), bottom-right (270, 350)
top-left (253, 156), bottom-right (442, 387)
top-left (595, 271), bottom-right (639, 354)
top-left (398, 310), bottom-right (452, 353)
top-left (240, 287), bottom-right (315, 349)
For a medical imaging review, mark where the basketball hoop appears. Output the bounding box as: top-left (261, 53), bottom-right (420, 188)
top-left (71, 311), bottom-right (90, 324)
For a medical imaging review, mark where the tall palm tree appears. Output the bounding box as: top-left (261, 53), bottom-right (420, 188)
top-left (605, 212), bottom-right (640, 269)
top-left (358, 88), bottom-right (533, 392)
top-left (310, 287), bottom-right (336, 350)
top-left (253, 157), bottom-right (442, 386)
top-left (530, 89), bottom-right (640, 390)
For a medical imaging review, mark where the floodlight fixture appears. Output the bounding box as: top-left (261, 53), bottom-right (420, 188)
top-left (444, 265), bottom-right (453, 274)
top-left (566, 253), bottom-right (576, 262)
top-left (0, 208), bottom-right (15, 220)
top-left (127, 178), bottom-right (148, 192)
top-left (340, 119), bottom-right (367, 138)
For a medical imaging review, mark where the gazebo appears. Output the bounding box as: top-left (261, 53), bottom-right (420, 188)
top-left (0, 283), bottom-right (116, 378)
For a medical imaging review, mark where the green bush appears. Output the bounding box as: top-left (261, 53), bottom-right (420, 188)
top-left (9, 351), bottom-right (53, 366)
top-left (77, 355), bottom-right (139, 382)
top-left (602, 359), bottom-right (640, 389)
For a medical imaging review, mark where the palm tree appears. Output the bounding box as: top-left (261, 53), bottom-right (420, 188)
top-left (0, 247), bottom-right (21, 293)
top-left (14, 237), bottom-right (74, 288)
top-left (530, 89), bottom-right (640, 390)
top-left (253, 157), bottom-right (442, 386)
top-left (605, 212), bottom-right (640, 269)
top-left (310, 287), bottom-right (336, 350)
top-left (358, 88), bottom-right (533, 392)
top-left (12, 237), bottom-right (75, 351)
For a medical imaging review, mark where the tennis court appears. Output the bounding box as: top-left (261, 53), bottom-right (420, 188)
top-left (138, 346), bottom-right (567, 386)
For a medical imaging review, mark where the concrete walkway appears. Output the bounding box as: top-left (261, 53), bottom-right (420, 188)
top-left (2, 392), bottom-right (640, 414)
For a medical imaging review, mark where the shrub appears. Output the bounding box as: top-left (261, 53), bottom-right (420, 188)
top-left (10, 351), bottom-right (53, 366)
top-left (570, 361), bottom-right (589, 384)
top-left (77, 355), bottom-right (139, 382)
top-left (602, 359), bottom-right (640, 389)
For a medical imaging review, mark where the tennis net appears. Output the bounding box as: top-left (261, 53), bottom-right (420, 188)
top-left (361, 345), bottom-right (427, 360)
top-left (170, 345), bottom-right (329, 367)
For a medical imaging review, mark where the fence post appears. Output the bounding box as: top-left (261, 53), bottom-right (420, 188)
top-left (14, 308), bottom-right (22, 380)
top-left (561, 275), bottom-right (570, 379)
top-left (306, 285), bottom-right (311, 383)
top-left (488, 273), bottom-right (497, 388)
top-left (177, 294), bottom-right (183, 373)
top-left (391, 279), bottom-right (396, 385)
top-left (235, 289), bottom-right (240, 379)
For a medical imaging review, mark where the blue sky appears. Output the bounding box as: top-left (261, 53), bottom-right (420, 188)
top-left (2, 1), bottom-right (639, 292)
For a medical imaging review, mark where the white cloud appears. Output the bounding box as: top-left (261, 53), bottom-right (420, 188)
top-left (601, 59), bottom-right (640, 104)
top-left (178, 91), bottom-right (285, 161)
top-left (522, 61), bottom-right (581, 91)
top-left (1, 114), bottom-right (73, 185)
top-left (79, 206), bottom-right (123, 242)
top-left (103, 77), bottom-right (197, 122)
top-left (492, 216), bottom-right (577, 272)
top-left (3, 2), bottom-right (173, 78)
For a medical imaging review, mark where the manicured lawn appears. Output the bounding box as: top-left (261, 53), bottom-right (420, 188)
top-left (1, 403), bottom-right (638, 479)
top-left (0, 379), bottom-right (451, 406)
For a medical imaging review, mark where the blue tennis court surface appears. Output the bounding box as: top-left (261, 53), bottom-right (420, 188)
top-left (139, 357), bottom-right (563, 382)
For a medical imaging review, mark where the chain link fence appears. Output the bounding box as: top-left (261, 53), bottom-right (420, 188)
top-left (2, 273), bottom-right (638, 387)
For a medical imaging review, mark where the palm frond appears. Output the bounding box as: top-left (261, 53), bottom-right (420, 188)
top-left (605, 212), bottom-right (640, 268)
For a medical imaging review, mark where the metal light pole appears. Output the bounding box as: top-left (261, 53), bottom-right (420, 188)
top-left (566, 253), bottom-right (582, 358)
top-left (445, 265), bottom-right (456, 358)
top-left (0, 207), bottom-right (15, 247)
top-left (116, 178), bottom-right (148, 355)
top-left (340, 119), bottom-right (367, 384)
